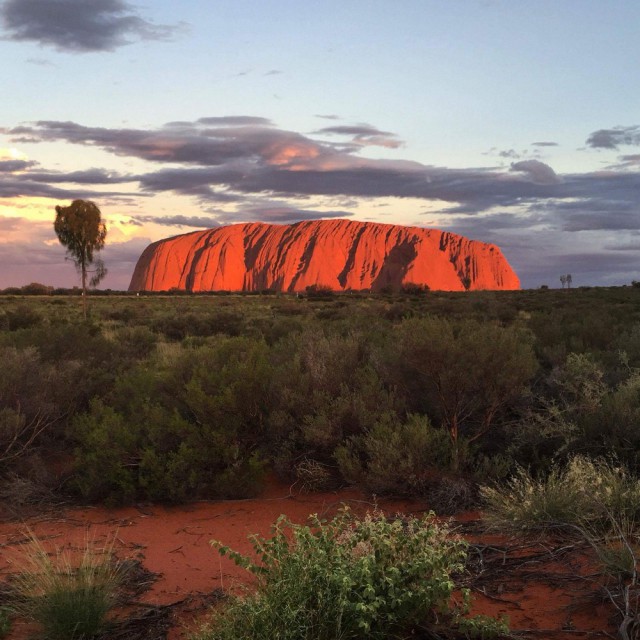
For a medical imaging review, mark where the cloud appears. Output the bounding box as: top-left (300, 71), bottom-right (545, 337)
top-left (613, 154), bottom-right (640, 168)
top-left (531, 141), bottom-right (558, 147)
top-left (1, 0), bottom-right (180, 53)
top-left (0, 158), bottom-right (36, 172)
top-left (25, 168), bottom-right (131, 184)
top-left (603, 240), bottom-right (640, 251)
top-left (219, 206), bottom-right (352, 225)
top-left (510, 160), bottom-right (560, 185)
top-left (134, 214), bottom-right (220, 228)
top-left (7, 118), bottom-right (640, 217)
top-left (315, 124), bottom-right (402, 149)
top-left (552, 198), bottom-right (640, 232)
top-left (586, 125), bottom-right (640, 150)
top-left (197, 116), bottom-right (273, 127)
top-left (8, 119), bottom-right (332, 168)
top-left (0, 161), bottom-right (137, 198)
top-left (498, 149), bottom-right (520, 159)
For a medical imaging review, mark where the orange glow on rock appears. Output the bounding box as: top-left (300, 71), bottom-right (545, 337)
top-left (128, 219), bottom-right (520, 292)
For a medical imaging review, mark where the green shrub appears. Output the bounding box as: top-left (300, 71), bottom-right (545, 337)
top-left (198, 508), bottom-right (508, 640)
top-left (70, 338), bottom-right (273, 503)
top-left (9, 532), bottom-right (124, 640)
top-left (268, 329), bottom-right (402, 471)
top-left (335, 413), bottom-right (452, 494)
top-left (387, 316), bottom-right (537, 471)
top-left (481, 456), bottom-right (640, 534)
top-left (0, 347), bottom-right (76, 470)
top-left (0, 607), bottom-right (11, 639)
top-left (5, 305), bottom-right (42, 331)
top-left (114, 325), bottom-right (158, 359)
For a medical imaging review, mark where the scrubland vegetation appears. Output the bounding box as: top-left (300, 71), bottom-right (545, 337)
top-left (2, 285), bottom-right (640, 637)
top-left (2, 285), bottom-right (640, 504)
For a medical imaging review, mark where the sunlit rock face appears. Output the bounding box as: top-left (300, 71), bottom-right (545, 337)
top-left (128, 219), bottom-right (520, 292)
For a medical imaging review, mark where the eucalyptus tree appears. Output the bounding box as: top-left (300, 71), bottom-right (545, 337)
top-left (54, 199), bottom-right (107, 318)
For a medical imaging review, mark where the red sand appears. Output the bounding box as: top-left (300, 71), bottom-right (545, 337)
top-left (0, 481), bottom-right (617, 639)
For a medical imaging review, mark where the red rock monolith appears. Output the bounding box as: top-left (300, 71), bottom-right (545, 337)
top-left (128, 219), bottom-right (520, 292)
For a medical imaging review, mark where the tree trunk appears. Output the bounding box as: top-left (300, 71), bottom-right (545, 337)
top-left (449, 417), bottom-right (459, 473)
top-left (81, 261), bottom-right (87, 320)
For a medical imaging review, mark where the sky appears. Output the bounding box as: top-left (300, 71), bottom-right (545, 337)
top-left (1, 0), bottom-right (639, 290)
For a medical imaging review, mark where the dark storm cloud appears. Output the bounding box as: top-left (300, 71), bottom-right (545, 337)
top-left (0, 0), bottom-right (180, 53)
top-left (134, 214), bottom-right (220, 228)
top-left (586, 125), bottom-right (640, 150)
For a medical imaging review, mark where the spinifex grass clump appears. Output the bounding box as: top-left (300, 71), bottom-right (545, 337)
top-left (9, 532), bottom-right (125, 640)
top-left (481, 455), bottom-right (640, 534)
top-left (196, 507), bottom-right (508, 640)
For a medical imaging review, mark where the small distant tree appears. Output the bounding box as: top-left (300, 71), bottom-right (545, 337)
top-left (560, 274), bottom-right (567, 289)
top-left (566, 273), bottom-right (572, 288)
top-left (54, 200), bottom-right (107, 319)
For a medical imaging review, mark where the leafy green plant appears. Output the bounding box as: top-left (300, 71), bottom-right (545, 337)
top-left (197, 507), bottom-right (508, 640)
top-left (9, 531), bottom-right (125, 640)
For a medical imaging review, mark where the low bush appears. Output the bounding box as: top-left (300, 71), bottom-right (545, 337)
top-left (335, 414), bottom-right (452, 494)
top-left (0, 607), bottom-right (11, 639)
top-left (70, 337), bottom-right (273, 503)
top-left (481, 456), bottom-right (640, 534)
top-left (9, 532), bottom-right (125, 640)
top-left (197, 508), bottom-right (508, 640)
top-left (5, 305), bottom-right (42, 331)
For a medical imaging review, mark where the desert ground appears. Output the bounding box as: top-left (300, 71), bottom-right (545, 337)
top-left (0, 478), bottom-right (617, 639)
